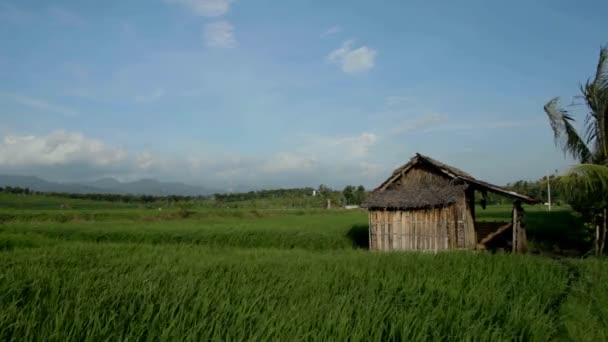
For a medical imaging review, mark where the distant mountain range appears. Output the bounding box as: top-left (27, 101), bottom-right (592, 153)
top-left (0, 175), bottom-right (219, 196)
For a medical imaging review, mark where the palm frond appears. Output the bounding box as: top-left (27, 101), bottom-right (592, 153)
top-left (544, 97), bottom-right (593, 162)
top-left (581, 46), bottom-right (608, 162)
top-left (593, 45), bottom-right (608, 88)
top-left (559, 164), bottom-right (608, 206)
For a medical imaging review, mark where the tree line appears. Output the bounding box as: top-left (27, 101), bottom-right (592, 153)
top-left (0, 184), bottom-right (368, 208)
top-left (213, 185), bottom-right (368, 207)
top-left (0, 186), bottom-right (209, 204)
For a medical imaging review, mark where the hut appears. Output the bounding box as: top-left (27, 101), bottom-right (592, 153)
top-left (362, 153), bottom-right (540, 253)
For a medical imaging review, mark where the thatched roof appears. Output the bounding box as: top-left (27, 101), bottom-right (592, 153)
top-left (362, 184), bottom-right (467, 210)
top-left (368, 153), bottom-right (541, 208)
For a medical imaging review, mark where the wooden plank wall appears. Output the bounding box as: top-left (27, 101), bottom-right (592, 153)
top-left (453, 194), bottom-right (476, 249)
top-left (369, 206), bottom-right (453, 252)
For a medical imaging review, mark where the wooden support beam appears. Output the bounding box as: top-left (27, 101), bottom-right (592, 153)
top-left (368, 212), bottom-right (372, 251)
top-left (512, 203), bottom-right (518, 253)
top-left (478, 223), bottom-right (512, 246)
top-left (512, 201), bottom-right (527, 254)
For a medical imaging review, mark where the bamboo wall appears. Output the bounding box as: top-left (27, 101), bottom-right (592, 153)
top-left (368, 198), bottom-right (476, 251)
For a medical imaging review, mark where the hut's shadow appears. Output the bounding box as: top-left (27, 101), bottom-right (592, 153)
top-left (347, 224), bottom-right (369, 249)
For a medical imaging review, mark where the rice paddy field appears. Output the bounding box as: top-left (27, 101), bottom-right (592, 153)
top-left (1, 194), bottom-right (606, 341)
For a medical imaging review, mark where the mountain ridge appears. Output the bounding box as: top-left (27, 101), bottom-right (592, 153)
top-left (0, 175), bottom-right (218, 196)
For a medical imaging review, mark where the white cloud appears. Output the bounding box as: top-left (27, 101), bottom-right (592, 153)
top-left (0, 131), bottom-right (127, 167)
top-left (0, 129), bottom-right (386, 190)
top-left (321, 25), bottom-right (342, 38)
top-left (327, 39), bottom-right (377, 74)
top-left (294, 132), bottom-right (378, 162)
top-left (166, 0), bottom-right (234, 17)
top-left (321, 132), bottom-right (377, 158)
top-left (357, 161), bottom-right (383, 178)
top-left (0, 92), bottom-right (78, 117)
top-left (389, 113), bottom-right (449, 135)
top-left (249, 132), bottom-right (380, 187)
top-left (204, 21), bottom-right (237, 48)
top-left (135, 152), bottom-right (158, 169)
top-left (384, 95), bottom-right (415, 107)
top-left (260, 153), bottom-right (316, 174)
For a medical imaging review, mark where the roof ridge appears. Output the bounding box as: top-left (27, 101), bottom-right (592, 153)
top-left (374, 153), bottom-right (541, 204)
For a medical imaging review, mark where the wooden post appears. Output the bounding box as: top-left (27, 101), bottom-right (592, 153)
top-left (443, 208), bottom-right (448, 250)
top-left (468, 188), bottom-right (475, 225)
top-left (512, 201), bottom-right (527, 254)
top-left (450, 205), bottom-right (457, 249)
top-left (601, 208), bottom-right (607, 256)
top-left (596, 223), bottom-right (601, 257)
top-left (518, 218), bottom-right (527, 254)
top-left (368, 212), bottom-right (372, 251)
top-left (512, 203), bottom-right (518, 253)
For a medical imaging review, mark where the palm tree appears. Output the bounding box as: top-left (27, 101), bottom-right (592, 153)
top-left (543, 45), bottom-right (608, 255)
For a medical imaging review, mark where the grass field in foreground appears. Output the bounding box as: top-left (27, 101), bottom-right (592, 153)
top-left (1, 243), bottom-right (606, 341)
top-left (0, 195), bottom-right (604, 340)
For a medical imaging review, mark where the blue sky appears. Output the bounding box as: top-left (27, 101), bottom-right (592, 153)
top-left (1, 0), bottom-right (606, 190)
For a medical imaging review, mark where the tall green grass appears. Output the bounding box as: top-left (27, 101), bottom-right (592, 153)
top-left (0, 197), bottom-right (604, 340)
top-left (560, 259), bottom-right (608, 341)
top-left (0, 211), bottom-right (367, 250)
top-left (0, 244), bottom-right (574, 341)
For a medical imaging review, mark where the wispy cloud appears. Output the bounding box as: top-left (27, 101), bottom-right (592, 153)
top-left (61, 63), bottom-right (89, 81)
top-left (134, 89), bottom-right (165, 103)
top-left (389, 113), bottom-right (449, 135)
top-left (384, 95), bottom-right (415, 107)
top-left (165, 0), bottom-right (234, 17)
top-left (0, 92), bottom-right (78, 117)
top-left (48, 7), bottom-right (84, 26)
top-left (429, 120), bottom-right (544, 132)
top-left (204, 21), bottom-right (237, 48)
top-left (313, 132), bottom-right (378, 159)
top-left (0, 2), bottom-right (33, 25)
top-left (386, 114), bottom-right (542, 135)
top-left (327, 39), bottom-right (377, 74)
top-left (321, 25), bottom-right (342, 38)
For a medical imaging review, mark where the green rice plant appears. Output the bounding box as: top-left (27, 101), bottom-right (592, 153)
top-left (0, 244), bottom-right (574, 341)
top-left (0, 211), bottom-right (368, 250)
top-left (560, 258), bottom-right (608, 342)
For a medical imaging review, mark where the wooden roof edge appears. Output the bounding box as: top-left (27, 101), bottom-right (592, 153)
top-left (372, 153), bottom-right (542, 205)
top-left (463, 178), bottom-right (542, 204)
top-left (373, 155), bottom-right (420, 192)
